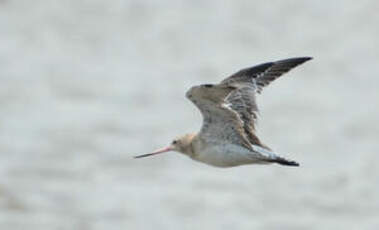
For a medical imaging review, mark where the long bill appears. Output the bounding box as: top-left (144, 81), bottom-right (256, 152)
top-left (134, 146), bottom-right (172, 159)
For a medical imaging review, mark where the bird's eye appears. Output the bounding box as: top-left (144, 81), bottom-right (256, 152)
top-left (203, 84), bottom-right (213, 88)
top-left (172, 140), bottom-right (178, 145)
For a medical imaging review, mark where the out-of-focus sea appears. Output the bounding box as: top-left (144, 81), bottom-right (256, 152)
top-left (0, 1), bottom-right (378, 229)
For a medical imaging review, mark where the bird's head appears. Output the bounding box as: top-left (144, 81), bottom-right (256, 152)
top-left (134, 134), bottom-right (195, 159)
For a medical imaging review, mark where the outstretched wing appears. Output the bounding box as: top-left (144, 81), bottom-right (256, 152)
top-left (221, 57), bottom-right (312, 146)
top-left (186, 84), bottom-right (253, 150)
top-left (221, 57), bottom-right (312, 93)
top-left (224, 86), bottom-right (264, 146)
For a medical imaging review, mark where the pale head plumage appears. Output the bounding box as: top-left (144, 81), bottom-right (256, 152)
top-left (170, 133), bottom-right (196, 155)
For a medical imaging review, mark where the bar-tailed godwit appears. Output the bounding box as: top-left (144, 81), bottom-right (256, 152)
top-left (135, 57), bottom-right (312, 167)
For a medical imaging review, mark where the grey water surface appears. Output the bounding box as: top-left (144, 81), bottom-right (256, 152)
top-left (0, 1), bottom-right (378, 229)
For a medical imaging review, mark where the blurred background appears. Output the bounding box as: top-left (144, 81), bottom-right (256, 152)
top-left (0, 0), bottom-right (378, 229)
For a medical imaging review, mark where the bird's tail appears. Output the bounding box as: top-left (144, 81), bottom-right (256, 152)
top-left (268, 156), bottom-right (300, 167)
top-left (252, 145), bottom-right (300, 167)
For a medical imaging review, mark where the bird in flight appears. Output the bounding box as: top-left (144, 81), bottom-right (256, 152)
top-left (134, 57), bottom-right (312, 167)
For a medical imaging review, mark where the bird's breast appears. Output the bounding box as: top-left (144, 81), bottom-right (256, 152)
top-left (191, 142), bottom-right (260, 167)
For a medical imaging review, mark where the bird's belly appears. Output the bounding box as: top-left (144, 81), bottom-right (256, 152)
top-left (192, 144), bottom-right (263, 167)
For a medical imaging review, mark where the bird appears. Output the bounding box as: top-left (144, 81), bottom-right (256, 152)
top-left (134, 57), bottom-right (312, 167)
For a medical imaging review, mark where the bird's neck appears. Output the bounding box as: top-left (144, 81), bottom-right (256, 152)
top-left (181, 133), bottom-right (197, 157)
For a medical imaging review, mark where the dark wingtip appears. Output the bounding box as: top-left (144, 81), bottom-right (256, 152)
top-left (299, 56), bottom-right (313, 62)
top-left (301, 56), bottom-right (313, 60)
top-left (300, 56), bottom-right (313, 62)
top-left (276, 56), bottom-right (313, 64)
top-left (243, 62), bottom-right (274, 76)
